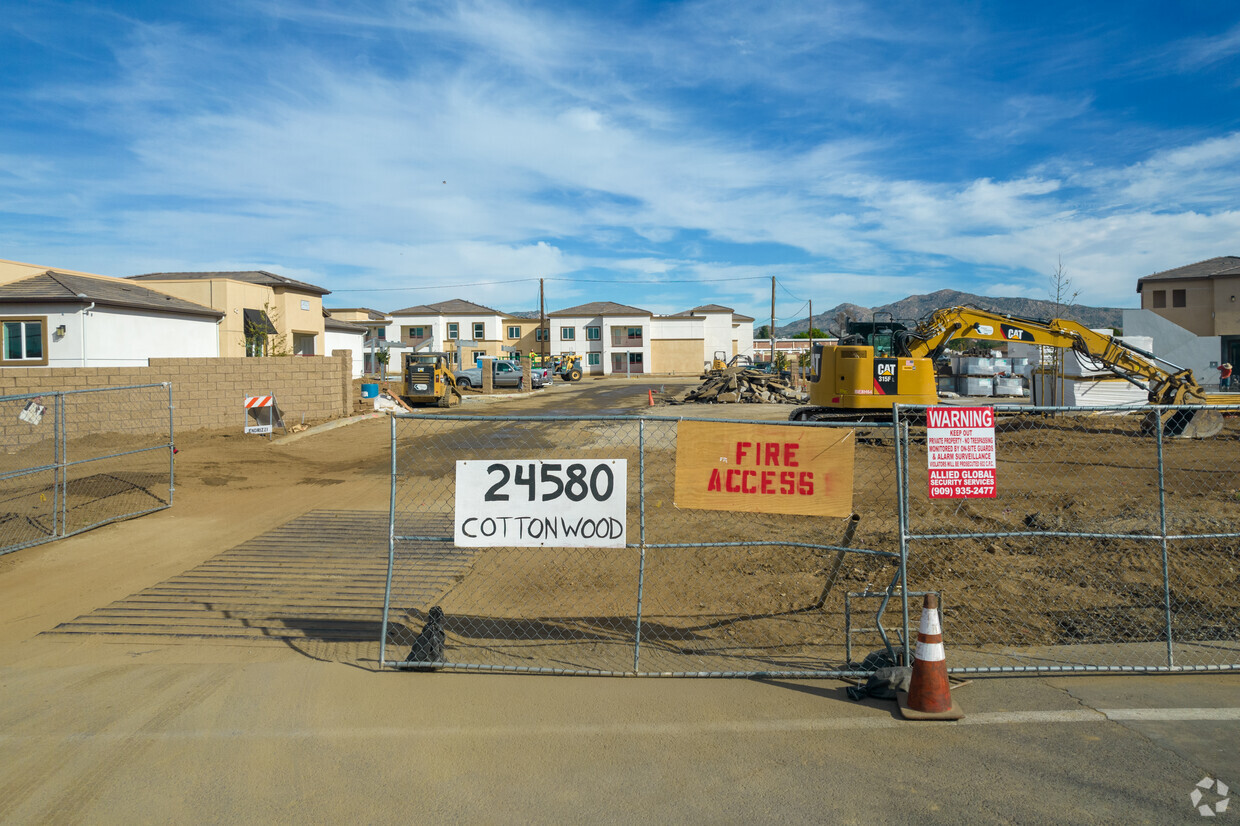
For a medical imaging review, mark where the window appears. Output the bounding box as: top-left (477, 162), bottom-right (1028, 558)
top-left (405, 326), bottom-right (425, 340)
top-left (511, 350), bottom-right (521, 360)
top-left (627, 327), bottom-right (643, 340)
top-left (586, 326), bottom-right (601, 340)
top-left (561, 327), bottom-right (576, 341)
top-left (1, 318), bottom-right (47, 365)
top-left (628, 352), bottom-right (644, 365)
top-left (1173, 289), bottom-right (1186, 308)
top-left (1152, 290), bottom-right (1166, 309)
top-left (447, 323), bottom-right (459, 339)
top-left (300, 300), bottom-right (310, 311)
top-left (243, 308), bottom-right (278, 358)
top-left (587, 352), bottom-right (601, 366)
top-left (292, 333), bottom-right (315, 356)
top-left (473, 322), bottom-right (485, 340)
top-left (377, 327), bottom-right (386, 341)
top-left (535, 328), bottom-right (545, 342)
top-left (508, 325), bottom-right (522, 339)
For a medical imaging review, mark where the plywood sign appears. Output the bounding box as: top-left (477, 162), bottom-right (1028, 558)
top-left (674, 421), bottom-right (855, 517)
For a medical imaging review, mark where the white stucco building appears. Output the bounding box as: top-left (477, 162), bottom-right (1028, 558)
top-left (323, 314), bottom-right (369, 378)
top-left (0, 268), bottom-right (222, 367)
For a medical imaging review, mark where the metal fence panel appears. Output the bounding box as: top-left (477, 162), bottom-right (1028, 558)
top-left (0, 385), bottom-right (173, 557)
top-left (897, 404), bottom-right (1240, 674)
top-left (383, 415), bottom-right (901, 676)
top-left (384, 405), bottom-right (1239, 676)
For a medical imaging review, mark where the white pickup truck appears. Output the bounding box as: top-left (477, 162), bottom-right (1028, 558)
top-left (454, 359), bottom-right (543, 390)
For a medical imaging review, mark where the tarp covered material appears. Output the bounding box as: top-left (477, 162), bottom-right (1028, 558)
top-left (1030, 374), bottom-right (1149, 407)
top-left (243, 308), bottom-right (278, 335)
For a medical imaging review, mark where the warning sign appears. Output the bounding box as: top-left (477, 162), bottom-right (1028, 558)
top-left (927, 406), bottom-right (996, 499)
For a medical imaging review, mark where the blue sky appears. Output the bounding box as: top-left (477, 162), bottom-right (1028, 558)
top-left (3, 1), bottom-right (1239, 325)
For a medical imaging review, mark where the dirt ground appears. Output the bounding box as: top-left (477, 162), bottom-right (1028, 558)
top-left (2, 379), bottom-right (1239, 823)
top-left (3, 382), bottom-right (1237, 676)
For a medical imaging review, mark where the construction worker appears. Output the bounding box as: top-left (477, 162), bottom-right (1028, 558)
top-left (1218, 362), bottom-right (1232, 391)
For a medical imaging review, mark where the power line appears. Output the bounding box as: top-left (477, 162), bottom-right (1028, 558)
top-left (331, 278), bottom-right (541, 294)
top-left (328, 274), bottom-right (772, 293)
top-left (776, 279), bottom-right (805, 303)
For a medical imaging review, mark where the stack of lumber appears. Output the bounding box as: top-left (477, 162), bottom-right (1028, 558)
top-left (676, 367), bottom-right (805, 405)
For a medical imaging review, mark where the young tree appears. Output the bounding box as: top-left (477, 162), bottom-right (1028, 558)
top-left (242, 300), bottom-right (292, 357)
top-left (1049, 256), bottom-right (1079, 317)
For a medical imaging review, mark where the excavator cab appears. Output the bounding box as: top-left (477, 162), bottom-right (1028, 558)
top-left (804, 316), bottom-right (939, 411)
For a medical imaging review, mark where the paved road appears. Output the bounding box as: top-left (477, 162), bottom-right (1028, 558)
top-left (1, 383), bottom-right (1236, 824)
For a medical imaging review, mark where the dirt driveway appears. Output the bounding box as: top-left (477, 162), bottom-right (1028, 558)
top-left (1, 380), bottom-right (1237, 823)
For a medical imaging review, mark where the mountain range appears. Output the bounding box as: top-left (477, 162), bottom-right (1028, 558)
top-left (762, 289), bottom-right (1126, 337)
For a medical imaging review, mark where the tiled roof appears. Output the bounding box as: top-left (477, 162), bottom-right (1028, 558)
top-left (0, 271), bottom-right (223, 318)
top-left (664, 304), bottom-right (740, 318)
top-left (324, 316), bottom-right (369, 333)
top-left (390, 299), bottom-right (503, 315)
top-left (1138, 257), bottom-right (1240, 285)
top-left (549, 301), bottom-right (651, 317)
top-left (325, 307), bottom-right (390, 321)
top-left (129, 270), bottom-right (330, 296)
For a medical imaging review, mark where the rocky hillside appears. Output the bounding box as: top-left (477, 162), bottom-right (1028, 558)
top-left (767, 289), bottom-right (1125, 337)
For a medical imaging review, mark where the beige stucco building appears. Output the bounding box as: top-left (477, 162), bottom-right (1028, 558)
top-left (128, 271), bottom-right (330, 358)
top-left (1137, 256), bottom-right (1240, 366)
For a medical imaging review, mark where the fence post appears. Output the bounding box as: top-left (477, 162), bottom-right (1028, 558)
top-left (54, 393), bottom-right (63, 539)
top-left (634, 417), bottom-right (647, 672)
top-left (1155, 409), bottom-right (1174, 669)
top-left (167, 382), bottom-right (176, 507)
top-left (893, 405), bottom-right (911, 666)
top-left (380, 415), bottom-right (398, 668)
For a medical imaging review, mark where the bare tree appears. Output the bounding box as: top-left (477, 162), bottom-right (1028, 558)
top-left (1049, 256), bottom-right (1079, 317)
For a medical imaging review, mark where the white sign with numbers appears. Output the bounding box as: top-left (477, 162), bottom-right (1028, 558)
top-left (454, 459), bottom-right (627, 548)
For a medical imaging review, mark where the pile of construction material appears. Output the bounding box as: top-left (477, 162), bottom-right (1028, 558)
top-left (946, 355), bottom-right (1030, 398)
top-left (675, 367), bottom-right (806, 405)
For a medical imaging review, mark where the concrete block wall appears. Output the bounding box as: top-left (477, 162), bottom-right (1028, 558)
top-left (0, 353), bottom-right (354, 435)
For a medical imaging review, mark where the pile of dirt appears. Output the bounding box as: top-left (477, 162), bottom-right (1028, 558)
top-left (672, 367), bottom-right (806, 405)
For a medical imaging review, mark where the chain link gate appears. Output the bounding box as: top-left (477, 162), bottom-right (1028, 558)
top-left (380, 414), bottom-right (905, 676)
top-left (895, 403), bottom-right (1240, 674)
top-left (0, 384), bottom-right (175, 556)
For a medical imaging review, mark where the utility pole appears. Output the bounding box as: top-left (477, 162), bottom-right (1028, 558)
top-left (770, 276), bottom-right (776, 366)
top-left (539, 278), bottom-right (547, 363)
top-left (807, 299), bottom-right (813, 382)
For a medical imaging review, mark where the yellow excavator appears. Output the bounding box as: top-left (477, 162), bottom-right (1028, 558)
top-left (790, 306), bottom-right (1227, 437)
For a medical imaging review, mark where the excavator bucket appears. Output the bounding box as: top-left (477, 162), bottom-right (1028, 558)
top-left (1146, 409), bottom-right (1225, 439)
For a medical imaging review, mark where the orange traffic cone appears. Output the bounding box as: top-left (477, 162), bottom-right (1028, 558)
top-left (897, 593), bottom-right (964, 721)
top-left (648, 389), bottom-right (655, 406)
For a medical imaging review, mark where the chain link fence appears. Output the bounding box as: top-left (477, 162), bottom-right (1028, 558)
top-left (896, 403), bottom-right (1240, 674)
top-left (382, 407), bottom-right (1239, 676)
top-left (0, 385), bottom-right (174, 556)
top-left (381, 414), bottom-right (902, 676)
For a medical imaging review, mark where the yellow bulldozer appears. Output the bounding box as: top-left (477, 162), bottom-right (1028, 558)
top-left (790, 306), bottom-right (1227, 437)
